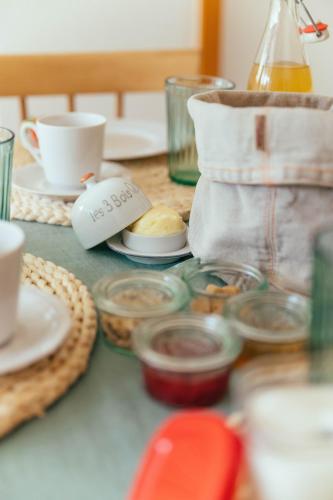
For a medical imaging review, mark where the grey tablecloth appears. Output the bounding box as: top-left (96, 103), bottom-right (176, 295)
top-left (0, 221), bottom-right (231, 500)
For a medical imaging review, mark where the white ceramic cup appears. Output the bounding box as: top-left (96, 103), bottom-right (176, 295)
top-left (0, 222), bottom-right (25, 345)
top-left (20, 112), bottom-right (106, 189)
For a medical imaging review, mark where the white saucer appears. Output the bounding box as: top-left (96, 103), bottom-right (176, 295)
top-left (106, 234), bottom-right (192, 265)
top-left (0, 284), bottom-right (71, 375)
top-left (13, 162), bottom-right (130, 201)
top-left (104, 119), bottom-right (167, 160)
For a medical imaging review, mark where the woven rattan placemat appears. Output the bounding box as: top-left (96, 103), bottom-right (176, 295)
top-left (11, 145), bottom-right (195, 226)
top-left (0, 253), bottom-right (97, 438)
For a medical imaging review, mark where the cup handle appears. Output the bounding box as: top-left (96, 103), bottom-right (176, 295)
top-left (20, 121), bottom-right (42, 164)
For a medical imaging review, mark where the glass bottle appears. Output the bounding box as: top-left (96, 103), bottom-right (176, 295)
top-left (248, 0), bottom-right (312, 92)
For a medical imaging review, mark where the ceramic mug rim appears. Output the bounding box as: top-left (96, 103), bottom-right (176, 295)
top-left (36, 112), bottom-right (106, 130)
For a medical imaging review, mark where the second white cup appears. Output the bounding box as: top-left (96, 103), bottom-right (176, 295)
top-left (0, 221), bottom-right (25, 345)
top-left (20, 112), bottom-right (106, 189)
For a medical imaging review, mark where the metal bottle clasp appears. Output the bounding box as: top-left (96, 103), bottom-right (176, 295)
top-left (296, 0), bottom-right (329, 41)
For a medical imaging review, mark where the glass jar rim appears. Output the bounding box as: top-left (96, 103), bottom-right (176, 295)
top-left (225, 290), bottom-right (310, 343)
top-left (0, 127), bottom-right (14, 145)
top-left (182, 260), bottom-right (267, 299)
top-left (165, 75), bottom-right (235, 91)
top-left (133, 313), bottom-right (242, 373)
top-left (92, 270), bottom-right (190, 319)
top-left (315, 225), bottom-right (333, 265)
top-left (247, 385), bottom-right (333, 453)
top-left (231, 352), bottom-right (333, 452)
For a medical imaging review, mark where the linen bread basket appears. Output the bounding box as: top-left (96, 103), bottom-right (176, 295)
top-left (187, 91), bottom-right (333, 293)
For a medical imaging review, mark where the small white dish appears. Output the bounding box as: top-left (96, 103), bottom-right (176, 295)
top-left (103, 119), bottom-right (167, 160)
top-left (107, 234), bottom-right (192, 265)
top-left (122, 226), bottom-right (187, 254)
top-left (0, 284), bottom-right (71, 375)
top-left (13, 162), bottom-right (130, 201)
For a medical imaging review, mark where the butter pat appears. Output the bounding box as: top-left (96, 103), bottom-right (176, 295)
top-left (128, 205), bottom-right (185, 236)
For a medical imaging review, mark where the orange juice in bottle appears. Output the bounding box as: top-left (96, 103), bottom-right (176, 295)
top-left (248, 0), bottom-right (313, 93)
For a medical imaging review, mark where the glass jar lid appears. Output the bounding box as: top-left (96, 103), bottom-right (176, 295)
top-left (133, 313), bottom-right (242, 373)
top-left (225, 291), bottom-right (310, 343)
top-left (176, 259), bottom-right (267, 299)
top-left (92, 270), bottom-right (190, 319)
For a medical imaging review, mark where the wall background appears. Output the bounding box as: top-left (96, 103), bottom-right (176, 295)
top-left (0, 0), bottom-right (332, 131)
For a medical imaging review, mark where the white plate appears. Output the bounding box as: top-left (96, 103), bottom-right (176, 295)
top-left (12, 162), bottom-right (130, 201)
top-left (107, 234), bottom-right (192, 265)
top-left (0, 284), bottom-right (71, 375)
top-left (103, 119), bottom-right (167, 160)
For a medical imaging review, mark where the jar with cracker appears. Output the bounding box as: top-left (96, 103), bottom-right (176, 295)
top-left (92, 270), bottom-right (190, 353)
top-left (175, 259), bottom-right (267, 316)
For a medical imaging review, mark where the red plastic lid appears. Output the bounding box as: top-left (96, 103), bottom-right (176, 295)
top-left (302, 22), bottom-right (328, 34)
top-left (128, 411), bottom-right (243, 500)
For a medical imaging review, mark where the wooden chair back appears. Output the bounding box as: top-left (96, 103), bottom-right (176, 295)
top-left (0, 0), bottom-right (221, 119)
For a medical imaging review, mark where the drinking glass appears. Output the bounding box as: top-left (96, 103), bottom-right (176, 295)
top-left (165, 76), bottom-right (235, 186)
top-left (311, 226), bottom-right (333, 351)
top-left (232, 352), bottom-right (333, 500)
top-left (0, 128), bottom-right (15, 220)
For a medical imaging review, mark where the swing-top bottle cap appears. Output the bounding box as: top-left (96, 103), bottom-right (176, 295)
top-left (302, 22), bottom-right (329, 43)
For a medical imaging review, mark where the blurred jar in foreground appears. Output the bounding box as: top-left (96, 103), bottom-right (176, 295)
top-left (166, 75), bottom-right (235, 186)
top-left (226, 290), bottom-right (310, 366)
top-left (232, 352), bottom-right (333, 500)
top-left (311, 226), bottom-right (333, 351)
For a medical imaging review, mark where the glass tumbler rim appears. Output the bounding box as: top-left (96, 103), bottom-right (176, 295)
top-left (0, 128), bottom-right (15, 145)
top-left (165, 74), bottom-right (235, 91)
top-left (315, 225), bottom-right (333, 264)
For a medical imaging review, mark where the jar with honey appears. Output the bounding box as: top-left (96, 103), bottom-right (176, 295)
top-left (225, 290), bottom-right (310, 366)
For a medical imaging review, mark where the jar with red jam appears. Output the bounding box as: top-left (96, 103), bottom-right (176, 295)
top-left (133, 314), bottom-right (242, 407)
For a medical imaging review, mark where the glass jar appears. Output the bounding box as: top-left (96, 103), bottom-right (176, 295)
top-left (232, 353), bottom-right (333, 500)
top-left (166, 75), bottom-right (235, 186)
top-left (174, 258), bottom-right (267, 315)
top-left (93, 270), bottom-right (190, 353)
top-left (226, 290), bottom-right (310, 366)
top-left (133, 313), bottom-right (242, 407)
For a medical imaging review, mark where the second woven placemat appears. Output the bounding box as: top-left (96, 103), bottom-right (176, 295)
top-left (0, 253), bottom-right (97, 438)
top-left (11, 145), bottom-right (195, 226)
